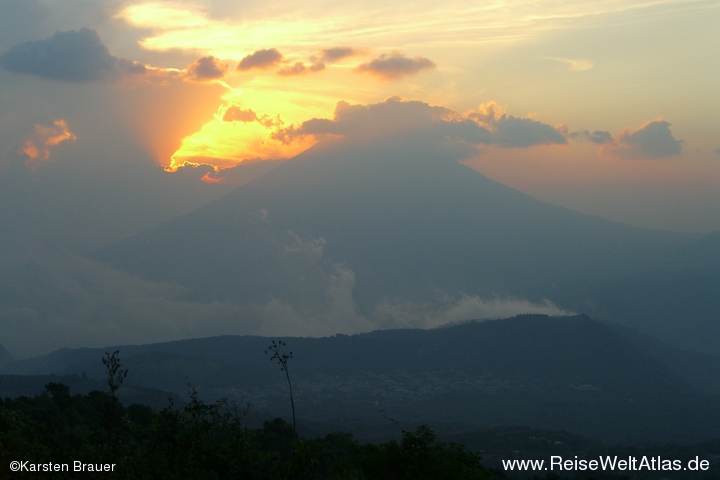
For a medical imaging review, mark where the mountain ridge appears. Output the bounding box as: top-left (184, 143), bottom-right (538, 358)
top-left (4, 314), bottom-right (720, 444)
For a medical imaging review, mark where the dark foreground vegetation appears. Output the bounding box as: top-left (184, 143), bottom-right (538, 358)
top-left (7, 383), bottom-right (720, 479)
top-left (4, 346), bottom-right (720, 479)
top-left (0, 381), bottom-right (499, 479)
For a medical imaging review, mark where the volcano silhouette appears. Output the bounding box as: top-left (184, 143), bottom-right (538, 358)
top-left (97, 136), bottom-right (689, 318)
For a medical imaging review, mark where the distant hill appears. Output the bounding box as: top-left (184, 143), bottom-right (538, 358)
top-left (4, 315), bottom-right (720, 444)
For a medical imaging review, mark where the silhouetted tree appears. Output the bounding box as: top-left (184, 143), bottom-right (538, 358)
top-left (102, 349), bottom-right (127, 444)
top-left (265, 340), bottom-right (296, 433)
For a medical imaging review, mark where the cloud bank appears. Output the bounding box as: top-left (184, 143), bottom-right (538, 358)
top-left (471, 101), bottom-right (568, 147)
top-left (274, 97), bottom-right (567, 153)
top-left (0, 28), bottom-right (145, 82)
top-left (571, 119), bottom-right (683, 159)
top-left (604, 119), bottom-right (683, 159)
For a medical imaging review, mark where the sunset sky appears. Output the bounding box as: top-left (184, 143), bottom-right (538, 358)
top-left (1, 0), bottom-right (719, 233)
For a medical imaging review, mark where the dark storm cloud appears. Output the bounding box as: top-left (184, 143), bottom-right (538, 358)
top-left (237, 48), bottom-right (283, 71)
top-left (0, 28), bottom-right (145, 82)
top-left (186, 55), bottom-right (227, 81)
top-left (355, 52), bottom-right (435, 80)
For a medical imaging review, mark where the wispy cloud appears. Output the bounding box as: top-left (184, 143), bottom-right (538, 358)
top-left (20, 120), bottom-right (77, 170)
top-left (277, 61), bottom-right (325, 76)
top-left (316, 47), bottom-right (358, 63)
top-left (373, 295), bottom-right (573, 330)
top-left (539, 56), bottom-right (593, 71)
top-left (221, 105), bottom-right (283, 128)
top-left (117, 0), bottom-right (707, 57)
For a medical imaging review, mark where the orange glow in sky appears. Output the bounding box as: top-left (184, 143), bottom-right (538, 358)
top-left (163, 80), bottom-right (335, 172)
top-left (101, 0), bottom-right (720, 230)
top-left (164, 69), bottom-right (348, 173)
top-left (166, 103), bottom-right (315, 172)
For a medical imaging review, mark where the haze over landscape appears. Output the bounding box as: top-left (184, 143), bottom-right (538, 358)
top-left (5, 2), bottom-right (720, 473)
top-left (1, 0), bottom-right (718, 359)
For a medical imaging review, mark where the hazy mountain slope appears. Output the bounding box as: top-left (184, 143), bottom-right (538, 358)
top-left (0, 343), bottom-right (12, 366)
top-left (4, 315), bottom-right (720, 444)
top-left (607, 320), bottom-right (720, 394)
top-left (559, 267), bottom-right (720, 354)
